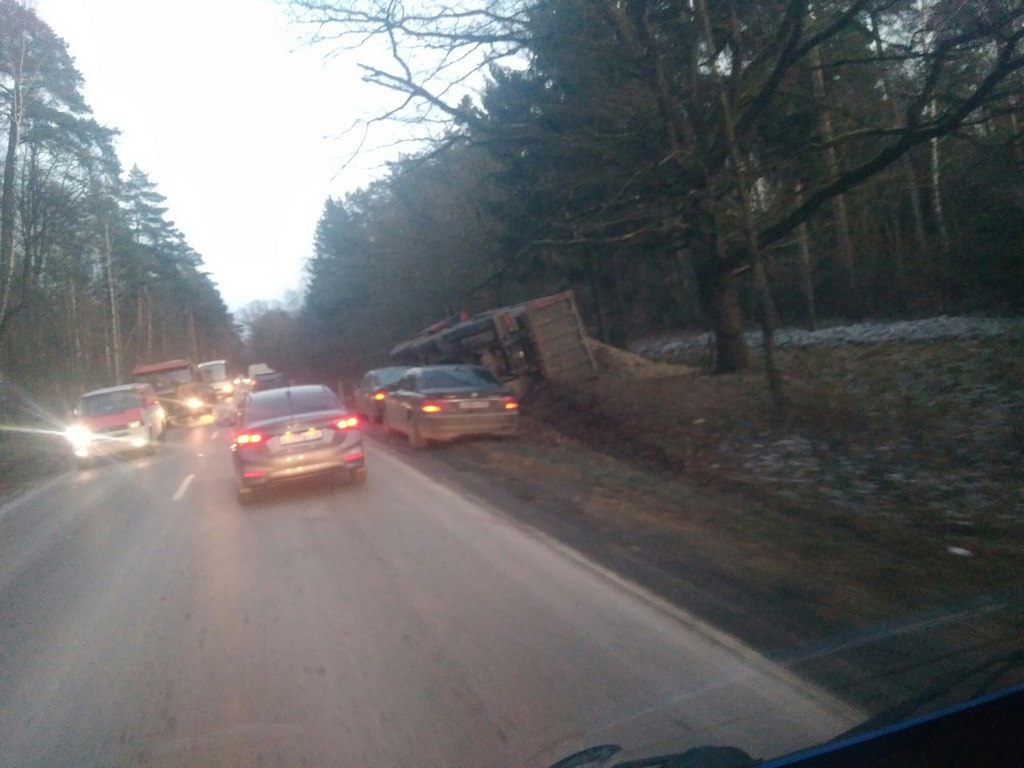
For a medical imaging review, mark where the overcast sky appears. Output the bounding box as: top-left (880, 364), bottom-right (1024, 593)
top-left (33, 0), bottom-right (402, 312)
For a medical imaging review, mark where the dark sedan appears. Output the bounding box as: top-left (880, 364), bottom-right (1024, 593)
top-left (353, 366), bottom-right (407, 423)
top-left (382, 365), bottom-right (519, 448)
top-left (230, 384), bottom-right (366, 504)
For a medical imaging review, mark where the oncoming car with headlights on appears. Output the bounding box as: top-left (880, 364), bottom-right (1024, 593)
top-left (230, 384), bottom-right (366, 504)
top-left (66, 383), bottom-right (165, 466)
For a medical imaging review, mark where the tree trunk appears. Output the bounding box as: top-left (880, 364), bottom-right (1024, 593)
top-left (693, 226), bottom-right (748, 374)
top-left (68, 276), bottom-right (83, 393)
top-left (709, 269), bottom-right (748, 374)
top-left (810, 46), bottom-right (859, 315)
top-left (104, 221), bottom-right (123, 383)
top-left (144, 284), bottom-right (153, 360)
top-left (794, 180), bottom-right (817, 330)
top-left (0, 32), bottom-right (25, 340)
top-left (869, 10), bottom-right (928, 266)
top-left (188, 310), bottom-right (199, 361)
top-left (928, 101), bottom-right (950, 253)
top-left (1010, 96), bottom-right (1022, 164)
top-left (696, 0), bottom-right (785, 407)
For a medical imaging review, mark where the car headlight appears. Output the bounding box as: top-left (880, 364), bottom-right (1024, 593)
top-left (66, 424), bottom-right (93, 446)
top-left (128, 420), bottom-right (143, 428)
top-left (186, 397), bottom-right (204, 410)
top-left (223, 383), bottom-right (234, 394)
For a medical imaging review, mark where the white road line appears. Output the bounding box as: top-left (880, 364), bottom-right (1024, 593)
top-left (172, 474), bottom-right (194, 502)
top-left (211, 430), bottom-right (220, 440)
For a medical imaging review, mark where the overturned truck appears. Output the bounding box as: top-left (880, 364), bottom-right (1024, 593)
top-left (390, 291), bottom-right (597, 387)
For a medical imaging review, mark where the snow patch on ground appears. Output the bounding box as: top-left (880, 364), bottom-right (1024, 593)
top-left (633, 316), bottom-right (1023, 358)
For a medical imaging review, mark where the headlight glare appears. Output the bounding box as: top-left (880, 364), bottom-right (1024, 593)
top-left (66, 424), bottom-right (92, 446)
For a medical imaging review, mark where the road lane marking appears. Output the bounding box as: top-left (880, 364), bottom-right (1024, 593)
top-left (172, 474), bottom-right (194, 501)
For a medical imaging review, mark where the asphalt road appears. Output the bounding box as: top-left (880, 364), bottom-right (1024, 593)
top-left (0, 422), bottom-right (863, 767)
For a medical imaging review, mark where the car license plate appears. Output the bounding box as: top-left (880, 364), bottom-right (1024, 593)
top-left (280, 428), bottom-right (322, 445)
top-left (459, 401), bottom-right (490, 410)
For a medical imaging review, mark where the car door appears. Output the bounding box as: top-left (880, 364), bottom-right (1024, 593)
top-left (384, 371), bottom-right (418, 433)
top-left (360, 372), bottom-right (378, 416)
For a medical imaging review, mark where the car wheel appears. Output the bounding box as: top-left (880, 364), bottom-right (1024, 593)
top-left (409, 422), bottom-right (428, 449)
top-left (237, 485), bottom-right (256, 505)
top-left (349, 467), bottom-right (368, 485)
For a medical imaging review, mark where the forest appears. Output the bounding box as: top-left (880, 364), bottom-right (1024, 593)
top-left (0, 1), bottom-right (237, 409)
top-left (2, 0), bottom-right (1023, 413)
top-left (291, 0), bottom-right (1024, 394)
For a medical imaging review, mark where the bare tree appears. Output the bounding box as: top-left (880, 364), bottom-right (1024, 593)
top-left (288, 0), bottom-right (1024, 381)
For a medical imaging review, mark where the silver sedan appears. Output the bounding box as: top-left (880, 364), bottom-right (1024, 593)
top-left (231, 384), bottom-right (366, 503)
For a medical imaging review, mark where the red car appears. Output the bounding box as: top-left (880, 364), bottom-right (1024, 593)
top-left (66, 383), bottom-right (166, 466)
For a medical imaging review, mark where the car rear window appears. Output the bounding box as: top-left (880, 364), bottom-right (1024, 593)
top-left (245, 387), bottom-right (342, 422)
top-left (372, 368), bottom-right (406, 388)
top-left (78, 391), bottom-right (143, 416)
top-left (420, 367), bottom-right (501, 390)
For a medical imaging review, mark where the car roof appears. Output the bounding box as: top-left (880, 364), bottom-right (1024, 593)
top-left (79, 383), bottom-right (149, 398)
top-left (409, 364), bottom-right (492, 374)
top-left (366, 367), bottom-right (407, 380)
top-left (247, 384), bottom-right (338, 404)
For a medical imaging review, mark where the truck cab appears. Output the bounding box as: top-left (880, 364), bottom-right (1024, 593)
top-left (132, 359), bottom-right (215, 426)
top-left (197, 359), bottom-right (234, 401)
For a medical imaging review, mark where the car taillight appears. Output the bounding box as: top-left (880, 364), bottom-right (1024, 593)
top-left (372, 391), bottom-right (386, 401)
top-left (502, 397), bottom-right (519, 410)
top-left (235, 431), bottom-right (265, 446)
top-left (333, 416), bottom-right (359, 430)
top-left (421, 401), bottom-right (444, 413)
